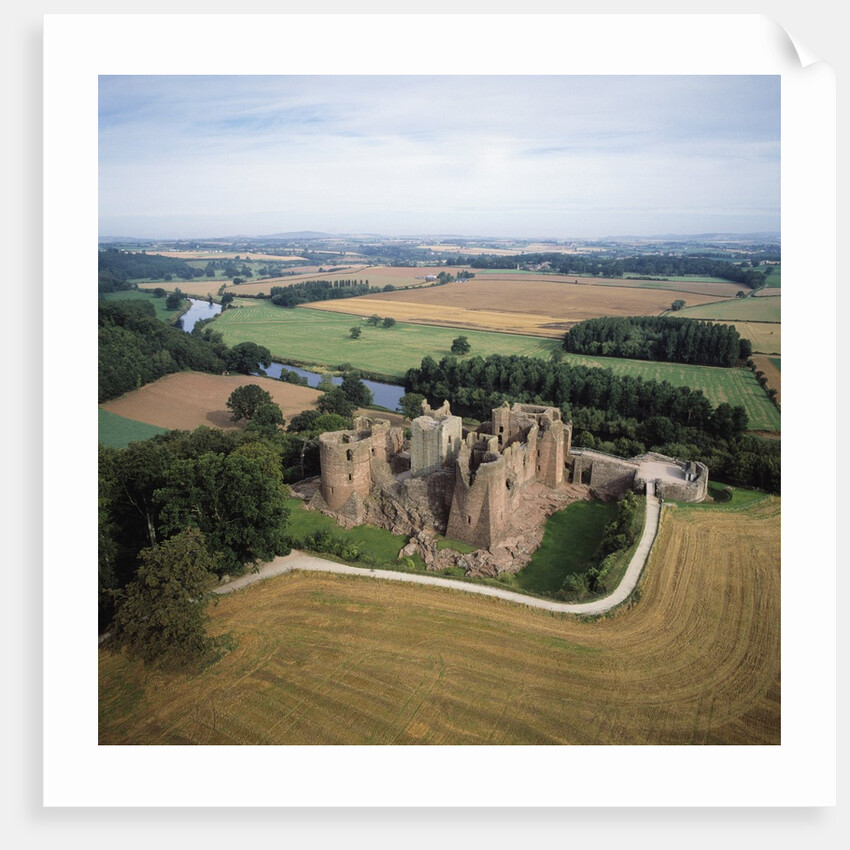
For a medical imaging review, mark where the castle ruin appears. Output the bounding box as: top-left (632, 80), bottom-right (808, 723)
top-left (308, 400), bottom-right (707, 567)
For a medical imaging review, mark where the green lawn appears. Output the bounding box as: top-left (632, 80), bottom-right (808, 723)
top-left (509, 500), bottom-right (618, 595)
top-left (98, 408), bottom-right (168, 447)
top-left (677, 295), bottom-right (780, 323)
top-left (99, 290), bottom-right (189, 323)
top-left (283, 498), bottom-right (422, 567)
top-left (675, 482), bottom-right (770, 511)
top-left (213, 300), bottom-right (560, 376)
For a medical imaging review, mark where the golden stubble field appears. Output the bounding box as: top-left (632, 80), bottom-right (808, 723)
top-left (99, 497), bottom-right (780, 745)
top-left (98, 372), bottom-right (404, 432)
top-left (305, 275), bottom-right (739, 337)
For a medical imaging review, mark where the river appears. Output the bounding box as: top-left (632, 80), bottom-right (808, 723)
top-left (179, 298), bottom-right (222, 332)
top-left (180, 298), bottom-right (405, 412)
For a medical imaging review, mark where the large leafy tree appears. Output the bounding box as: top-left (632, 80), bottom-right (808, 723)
top-left (224, 341), bottom-right (272, 374)
top-left (226, 384), bottom-right (273, 421)
top-left (108, 527), bottom-right (220, 668)
top-left (245, 401), bottom-right (286, 436)
top-left (154, 441), bottom-right (290, 574)
top-left (450, 336), bottom-right (471, 355)
top-left (340, 372), bottom-right (373, 407)
top-left (317, 386), bottom-right (357, 418)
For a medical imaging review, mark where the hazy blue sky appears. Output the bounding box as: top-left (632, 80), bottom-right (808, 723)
top-left (98, 75), bottom-right (780, 240)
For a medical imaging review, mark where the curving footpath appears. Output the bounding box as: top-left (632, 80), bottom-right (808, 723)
top-left (214, 485), bottom-right (662, 616)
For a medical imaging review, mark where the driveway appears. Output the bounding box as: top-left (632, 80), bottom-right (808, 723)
top-left (214, 485), bottom-right (662, 616)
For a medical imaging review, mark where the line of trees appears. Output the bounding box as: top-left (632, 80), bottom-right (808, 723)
top-left (98, 249), bottom-right (205, 286)
top-left (404, 353), bottom-right (779, 493)
top-left (269, 279), bottom-right (373, 307)
top-left (563, 316), bottom-right (751, 367)
top-left (460, 252), bottom-right (773, 289)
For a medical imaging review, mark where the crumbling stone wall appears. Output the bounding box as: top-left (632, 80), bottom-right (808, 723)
top-left (410, 400), bottom-right (463, 477)
top-left (570, 451), bottom-right (639, 495)
top-left (319, 417), bottom-right (405, 512)
top-left (319, 429), bottom-right (374, 511)
top-left (314, 403), bottom-right (707, 556)
top-left (446, 443), bottom-right (510, 549)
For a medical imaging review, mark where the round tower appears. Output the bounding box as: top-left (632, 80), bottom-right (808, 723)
top-left (318, 429), bottom-right (374, 511)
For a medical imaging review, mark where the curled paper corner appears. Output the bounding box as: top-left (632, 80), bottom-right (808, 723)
top-left (764, 15), bottom-right (823, 70)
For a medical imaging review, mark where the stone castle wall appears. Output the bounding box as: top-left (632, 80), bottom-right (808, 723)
top-left (314, 403), bottom-right (707, 555)
top-left (445, 444), bottom-right (511, 550)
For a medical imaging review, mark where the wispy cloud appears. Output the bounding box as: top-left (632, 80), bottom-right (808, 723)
top-left (98, 75), bottom-right (780, 238)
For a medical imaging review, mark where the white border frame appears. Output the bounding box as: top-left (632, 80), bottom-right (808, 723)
top-left (44, 13), bottom-right (835, 807)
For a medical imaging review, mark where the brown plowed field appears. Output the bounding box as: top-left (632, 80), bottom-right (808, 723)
top-left (99, 372), bottom-right (404, 432)
top-left (303, 275), bottom-right (736, 337)
top-left (99, 498), bottom-right (780, 745)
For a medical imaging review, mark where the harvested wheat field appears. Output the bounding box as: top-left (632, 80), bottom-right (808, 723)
top-left (717, 321), bottom-right (781, 355)
top-left (304, 275), bottom-right (735, 337)
top-left (99, 497), bottom-right (780, 745)
top-left (98, 371), bottom-right (403, 432)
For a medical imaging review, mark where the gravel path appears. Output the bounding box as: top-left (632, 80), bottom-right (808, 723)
top-left (214, 485), bottom-right (662, 616)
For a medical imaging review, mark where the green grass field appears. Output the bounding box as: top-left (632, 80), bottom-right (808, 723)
top-left (508, 500), bottom-right (618, 594)
top-left (213, 300), bottom-right (560, 375)
top-left (561, 354), bottom-right (781, 431)
top-left (98, 408), bottom-right (168, 447)
top-left (209, 300), bottom-right (779, 431)
top-left (763, 265), bottom-right (781, 287)
top-left (677, 295), bottom-right (780, 323)
top-left (99, 290), bottom-right (189, 323)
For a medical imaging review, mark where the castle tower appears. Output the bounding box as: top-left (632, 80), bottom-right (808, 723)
top-left (445, 442), bottom-right (509, 550)
top-left (318, 428), bottom-right (375, 511)
top-left (410, 399), bottom-right (463, 477)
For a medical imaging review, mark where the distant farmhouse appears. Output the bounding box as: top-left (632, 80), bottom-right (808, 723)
top-left (305, 401), bottom-right (708, 569)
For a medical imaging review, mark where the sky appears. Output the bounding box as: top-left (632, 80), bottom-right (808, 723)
top-left (98, 75), bottom-right (780, 240)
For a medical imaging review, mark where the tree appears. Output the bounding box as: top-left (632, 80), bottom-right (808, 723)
top-left (220, 292), bottom-right (234, 308)
top-left (399, 392), bottom-right (426, 420)
top-left (317, 386), bottom-right (357, 417)
top-left (224, 341), bottom-right (272, 374)
top-left (108, 528), bottom-right (220, 668)
top-left (340, 372), bottom-right (373, 407)
top-left (366, 313), bottom-right (381, 326)
top-left (155, 442), bottom-right (290, 574)
top-left (226, 384), bottom-right (273, 421)
top-left (165, 290), bottom-right (184, 310)
top-left (245, 401), bottom-right (285, 435)
top-left (451, 336), bottom-right (471, 355)
top-left (670, 299), bottom-right (686, 311)
top-left (349, 326), bottom-right (362, 339)
top-left (382, 316), bottom-right (396, 328)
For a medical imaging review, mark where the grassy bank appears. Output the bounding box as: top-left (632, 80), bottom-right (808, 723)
top-left (98, 408), bottom-right (168, 447)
